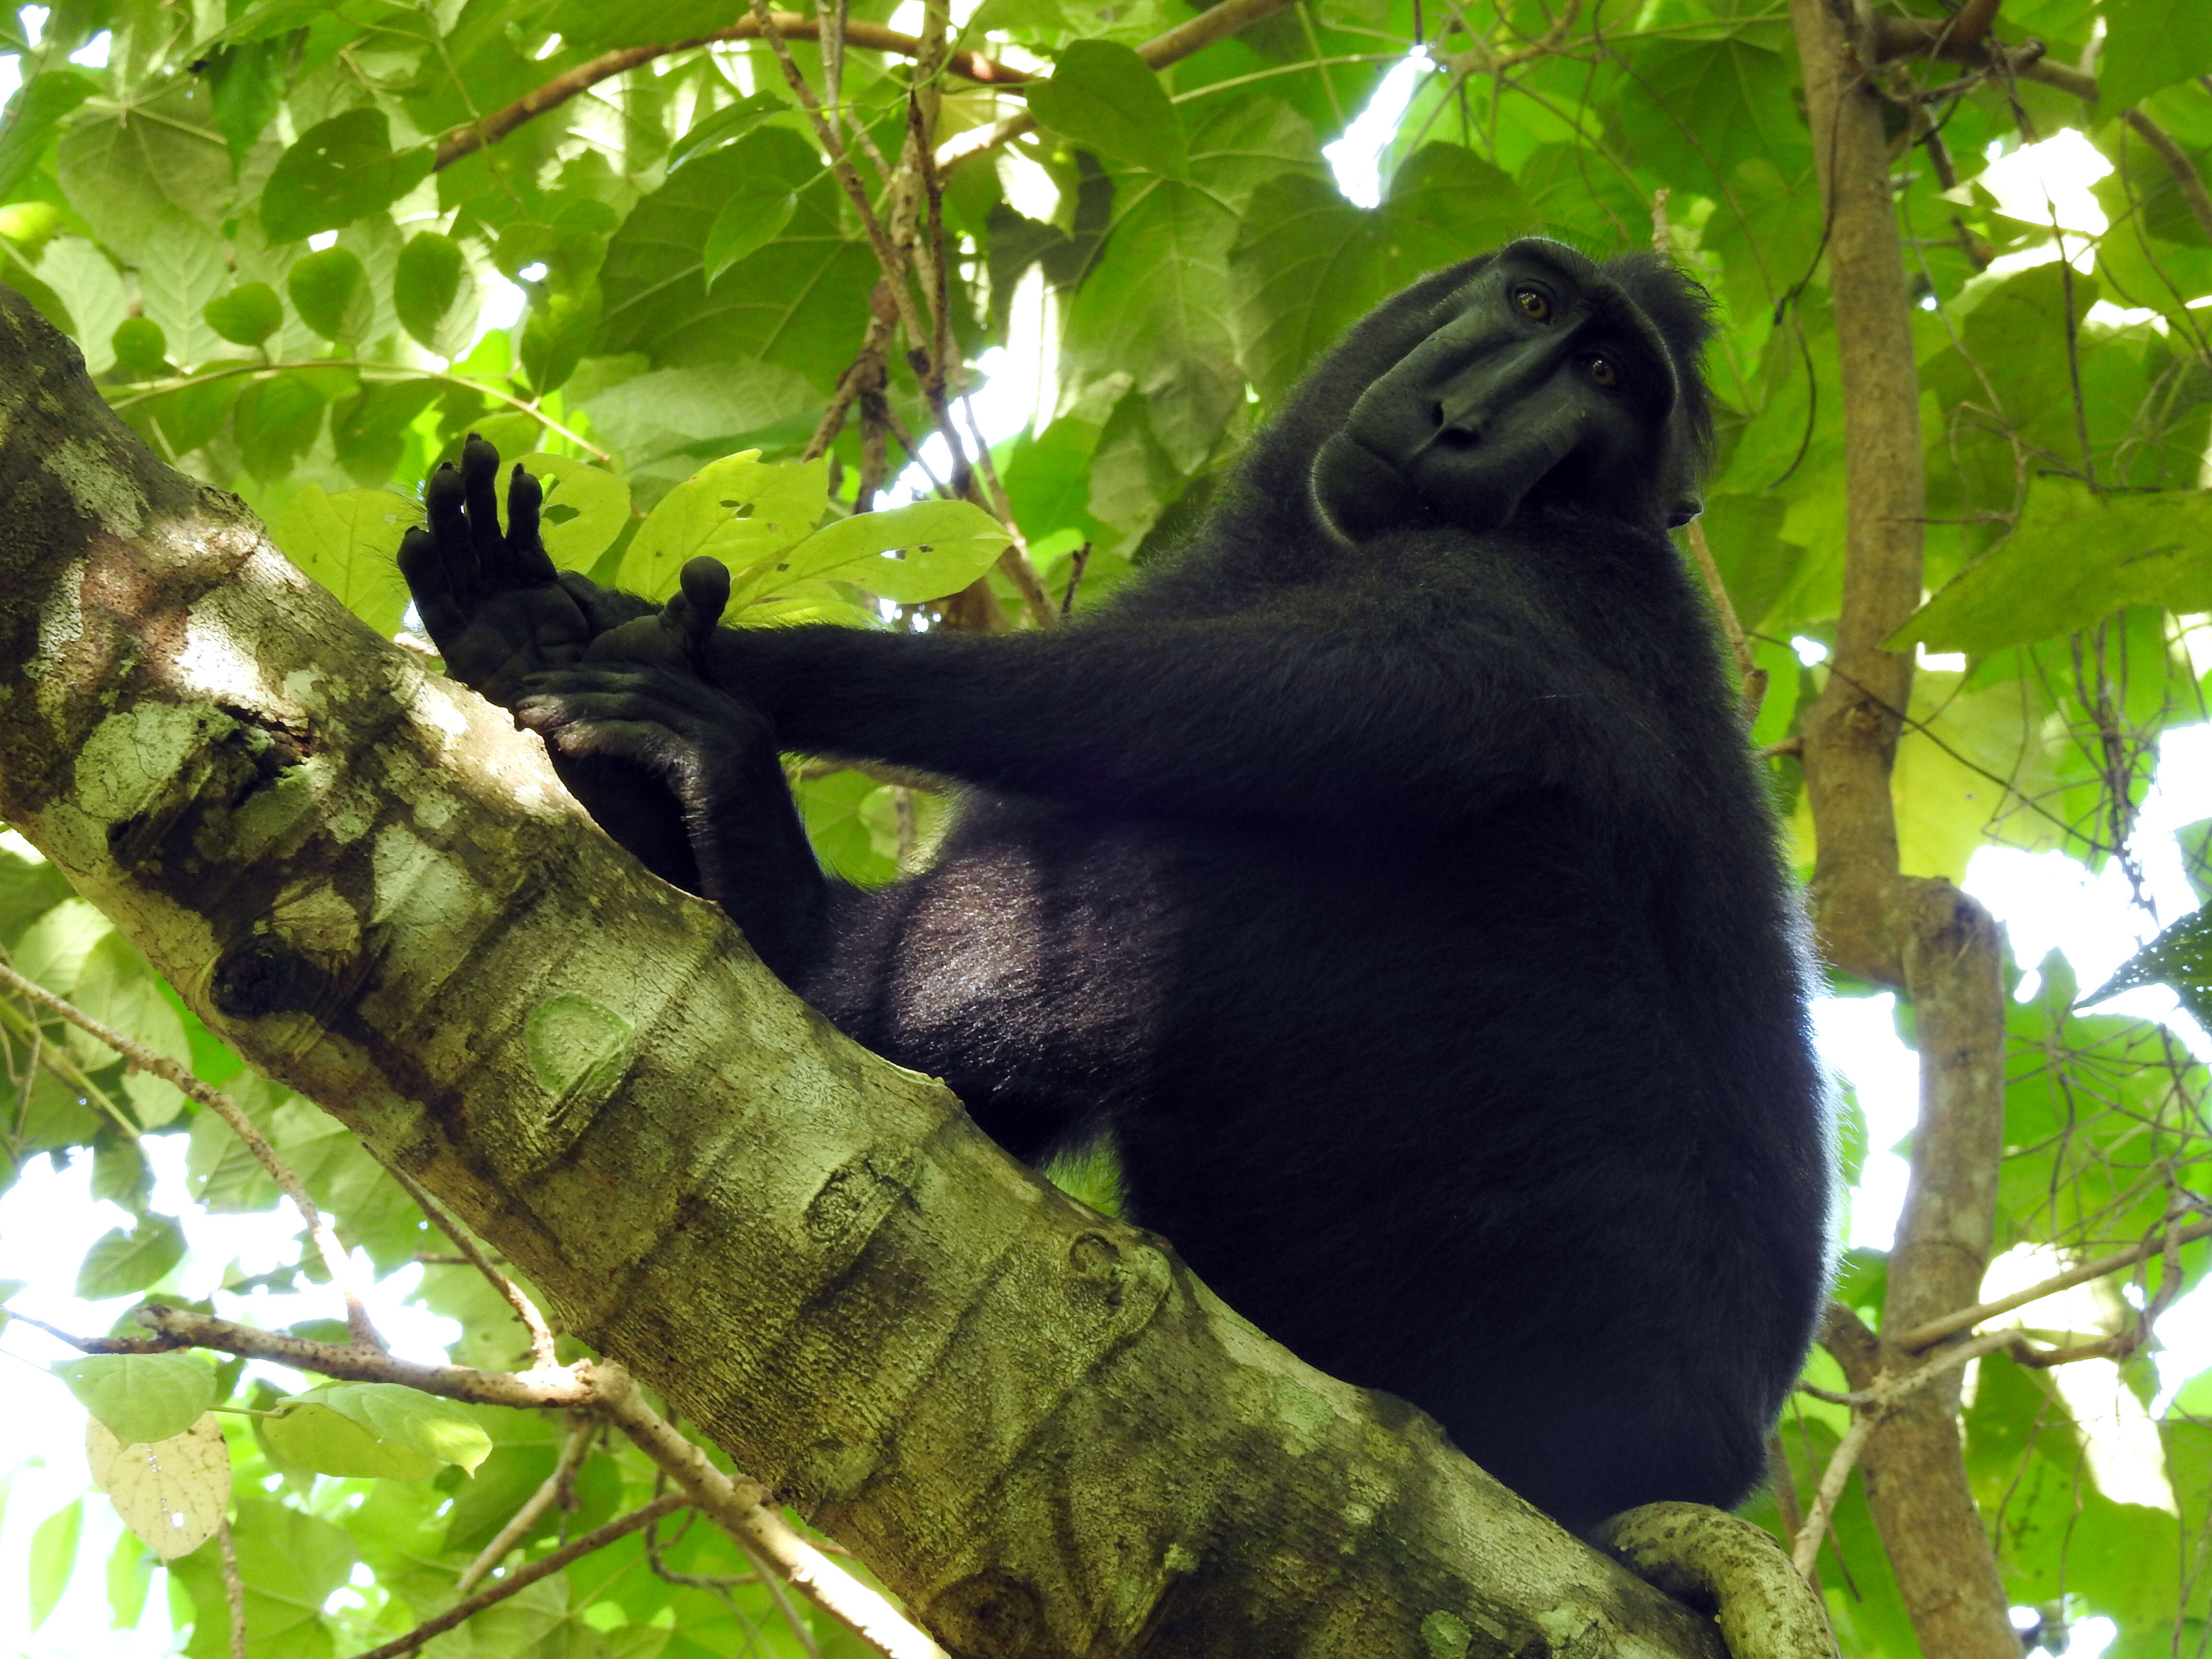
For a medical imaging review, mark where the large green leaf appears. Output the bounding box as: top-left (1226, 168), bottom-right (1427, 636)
top-left (769, 499), bottom-right (1011, 604)
top-left (617, 451), bottom-right (830, 600)
top-left (56, 79), bottom-right (231, 261)
top-left (0, 70), bottom-right (97, 203)
top-left (597, 128), bottom-right (875, 389)
top-left (28, 1499), bottom-right (81, 1629)
top-left (68, 931), bottom-right (192, 1125)
top-left (1063, 96), bottom-right (1319, 471)
top-left (75, 1214), bottom-right (186, 1298)
top-left (1026, 40), bottom-right (1188, 180)
top-left (393, 231), bottom-right (477, 358)
top-left (1892, 478), bottom-right (2212, 654)
top-left (2102, 0), bottom-right (2212, 107)
top-left (269, 485), bottom-right (415, 636)
top-left (260, 109), bottom-right (434, 246)
top-left (54, 1352), bottom-right (219, 1447)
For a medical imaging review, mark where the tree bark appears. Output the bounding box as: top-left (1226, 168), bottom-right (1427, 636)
top-left (1786, 1), bottom-right (2017, 1653)
top-left (0, 289), bottom-right (1738, 1657)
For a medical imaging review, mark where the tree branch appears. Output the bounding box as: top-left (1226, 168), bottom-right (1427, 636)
top-left (433, 17), bottom-right (1034, 172)
top-left (936, 0), bottom-right (1300, 169)
top-left (2121, 108), bottom-right (2212, 241)
top-left (1890, 1214), bottom-right (2212, 1350)
top-left (351, 1493), bottom-right (692, 1659)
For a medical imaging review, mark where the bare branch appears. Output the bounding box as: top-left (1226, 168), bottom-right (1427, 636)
top-left (1791, 1413), bottom-right (1874, 1580)
top-left (937, 0), bottom-right (1301, 169)
top-left (218, 1517), bottom-right (249, 1659)
top-left (590, 1363), bottom-right (948, 1659)
top-left (350, 1494), bottom-right (692, 1659)
top-left (136, 1304), bottom-right (593, 1407)
top-left (459, 1414), bottom-right (596, 1593)
top-left (433, 17), bottom-right (1034, 171)
top-left (2121, 109), bottom-right (2212, 241)
top-left (1891, 1215), bottom-right (2212, 1350)
top-left (388, 1164), bottom-right (557, 1368)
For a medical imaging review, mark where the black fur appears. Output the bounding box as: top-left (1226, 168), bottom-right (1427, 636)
top-left (402, 240), bottom-right (1832, 1535)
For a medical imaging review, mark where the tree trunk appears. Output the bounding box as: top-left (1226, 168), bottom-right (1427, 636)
top-left (1787, 1), bottom-right (2017, 1652)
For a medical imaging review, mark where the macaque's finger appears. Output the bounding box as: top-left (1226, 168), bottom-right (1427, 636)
top-left (460, 433), bottom-right (505, 560)
top-left (499, 465), bottom-right (559, 583)
top-left (663, 555), bottom-right (733, 660)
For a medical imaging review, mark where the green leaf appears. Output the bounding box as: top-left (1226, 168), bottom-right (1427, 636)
top-left (394, 231), bottom-right (477, 358)
top-left (287, 245), bottom-right (375, 343)
top-left (518, 284), bottom-right (601, 397)
top-left (75, 1214), bottom-right (186, 1299)
top-left (232, 373), bottom-right (332, 482)
top-left (53, 1351), bottom-right (218, 1446)
top-left (166, 1494), bottom-right (349, 1647)
top-left (511, 453), bottom-right (631, 569)
top-left (0, 70), bottom-right (98, 203)
top-left (260, 109), bottom-right (433, 246)
top-left (618, 451), bottom-right (829, 601)
top-left (2102, 0), bottom-right (2212, 107)
top-left (669, 91), bottom-right (789, 167)
top-left (2083, 904), bottom-right (2212, 1022)
top-left (268, 484), bottom-right (415, 636)
top-left (109, 316), bottom-right (168, 375)
top-left (701, 181), bottom-right (798, 284)
top-left (202, 281), bottom-right (282, 348)
top-left (1062, 95), bottom-right (1317, 471)
top-left (1025, 40), bottom-right (1187, 180)
top-left (14, 896), bottom-right (114, 994)
top-left (1891, 479), bottom-right (2212, 654)
top-left (317, 1383), bottom-right (492, 1472)
top-left (577, 361), bottom-right (819, 473)
top-left (331, 378), bottom-right (443, 488)
top-left (770, 500), bottom-right (1011, 605)
top-left (263, 1399), bottom-right (440, 1479)
top-left (105, 1530), bottom-right (154, 1631)
top-left (68, 930), bottom-right (191, 1126)
top-left (265, 1383), bottom-right (491, 1478)
top-left (203, 39), bottom-right (284, 165)
top-left (28, 1498), bottom-right (81, 1628)
top-left (597, 129), bottom-right (876, 389)
top-left (133, 209), bottom-right (228, 371)
top-left (55, 79), bottom-right (229, 262)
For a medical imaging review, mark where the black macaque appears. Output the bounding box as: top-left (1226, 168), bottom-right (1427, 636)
top-left (398, 238), bottom-right (1832, 1536)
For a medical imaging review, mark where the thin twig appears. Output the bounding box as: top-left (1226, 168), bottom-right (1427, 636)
top-left (956, 394), bottom-right (1055, 627)
top-left (350, 1494), bottom-right (692, 1659)
top-left (592, 1363), bottom-right (948, 1659)
top-left (106, 361), bottom-right (606, 460)
top-left (0, 962), bottom-right (386, 1351)
top-left (135, 1305), bottom-right (592, 1407)
top-left (218, 1516), bottom-right (249, 1659)
top-left (387, 1165), bottom-right (557, 1368)
top-left (1891, 1214), bottom-right (2212, 1350)
top-left (1791, 1411), bottom-right (1874, 1579)
top-left (2121, 109), bottom-right (2212, 241)
top-left (935, 0), bottom-right (1302, 170)
top-left (433, 18), bottom-right (1033, 170)
top-left (747, 0), bottom-right (928, 353)
top-left (458, 1414), bottom-right (596, 1592)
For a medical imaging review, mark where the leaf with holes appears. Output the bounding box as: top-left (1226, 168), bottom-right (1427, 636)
top-left (261, 109), bottom-right (433, 245)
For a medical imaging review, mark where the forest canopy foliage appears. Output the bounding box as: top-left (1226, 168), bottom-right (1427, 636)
top-left (0, 0), bottom-right (2209, 1654)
